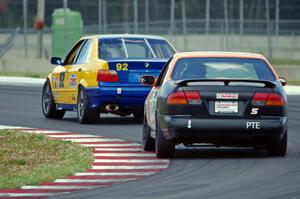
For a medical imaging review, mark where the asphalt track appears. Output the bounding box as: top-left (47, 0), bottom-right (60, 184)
top-left (1, 84), bottom-right (300, 199)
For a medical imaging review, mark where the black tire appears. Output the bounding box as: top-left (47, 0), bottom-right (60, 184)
top-left (77, 86), bottom-right (99, 124)
top-left (133, 110), bottom-right (144, 120)
top-left (155, 121), bottom-right (175, 158)
top-left (267, 131), bottom-right (287, 156)
top-left (41, 80), bottom-right (65, 119)
top-left (142, 115), bottom-right (155, 151)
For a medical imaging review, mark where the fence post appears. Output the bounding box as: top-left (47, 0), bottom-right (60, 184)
top-left (134, 0), bottom-right (138, 34)
top-left (170, 0), bottom-right (175, 35)
top-left (275, 0), bottom-right (280, 36)
top-left (205, 0), bottom-right (210, 34)
top-left (103, 0), bottom-right (107, 33)
top-left (266, 0), bottom-right (273, 60)
top-left (181, 0), bottom-right (187, 50)
top-left (98, 0), bottom-right (102, 34)
top-left (239, 0), bottom-right (244, 36)
top-left (224, 0), bottom-right (229, 50)
top-left (145, 0), bottom-right (149, 33)
top-left (23, 0), bottom-right (28, 59)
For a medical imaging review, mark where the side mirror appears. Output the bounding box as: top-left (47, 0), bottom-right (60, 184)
top-left (279, 77), bottom-right (287, 86)
top-left (140, 75), bottom-right (155, 86)
top-left (50, 57), bottom-right (62, 65)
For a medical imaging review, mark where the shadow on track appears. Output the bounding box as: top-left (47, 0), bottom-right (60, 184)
top-left (174, 147), bottom-right (271, 159)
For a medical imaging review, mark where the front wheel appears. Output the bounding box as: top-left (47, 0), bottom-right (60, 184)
top-left (155, 121), bottom-right (175, 158)
top-left (41, 80), bottom-right (65, 119)
top-left (77, 87), bottom-right (99, 124)
top-left (267, 131), bottom-right (287, 156)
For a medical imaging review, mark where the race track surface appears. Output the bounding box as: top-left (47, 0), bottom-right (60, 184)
top-left (0, 85), bottom-right (300, 199)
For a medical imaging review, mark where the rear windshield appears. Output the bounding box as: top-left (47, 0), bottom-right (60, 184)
top-left (99, 38), bottom-right (174, 60)
top-left (171, 57), bottom-right (276, 81)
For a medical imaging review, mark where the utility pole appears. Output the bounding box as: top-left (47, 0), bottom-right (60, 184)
top-left (23, 0), bottom-right (28, 59)
top-left (205, 0), bottom-right (210, 34)
top-left (266, 0), bottom-right (272, 60)
top-left (145, 0), bottom-right (149, 33)
top-left (181, 0), bottom-right (187, 50)
top-left (98, 0), bottom-right (102, 34)
top-left (36, 0), bottom-right (45, 58)
top-left (239, 0), bottom-right (244, 36)
top-left (134, 0), bottom-right (138, 34)
top-left (224, 0), bottom-right (229, 50)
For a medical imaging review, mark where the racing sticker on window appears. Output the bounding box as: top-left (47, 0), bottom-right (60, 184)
top-left (69, 74), bottom-right (77, 88)
top-left (59, 72), bottom-right (65, 88)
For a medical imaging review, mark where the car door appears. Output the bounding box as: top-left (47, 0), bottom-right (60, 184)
top-left (53, 40), bottom-right (85, 104)
top-left (67, 39), bottom-right (93, 104)
top-left (147, 57), bottom-right (172, 131)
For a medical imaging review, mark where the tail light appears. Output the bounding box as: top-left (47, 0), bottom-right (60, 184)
top-left (167, 91), bottom-right (201, 105)
top-left (252, 92), bottom-right (285, 106)
top-left (97, 70), bottom-right (119, 82)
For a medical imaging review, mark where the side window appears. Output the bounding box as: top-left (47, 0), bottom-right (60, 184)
top-left (155, 57), bottom-right (173, 87)
top-left (64, 40), bottom-right (85, 65)
top-left (75, 40), bottom-right (92, 64)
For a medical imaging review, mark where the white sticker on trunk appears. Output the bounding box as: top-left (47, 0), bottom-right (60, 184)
top-left (216, 93), bottom-right (239, 99)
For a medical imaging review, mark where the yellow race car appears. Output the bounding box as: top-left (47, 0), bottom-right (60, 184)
top-left (42, 34), bottom-right (176, 123)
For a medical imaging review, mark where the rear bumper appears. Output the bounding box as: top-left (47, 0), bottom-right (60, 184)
top-left (85, 86), bottom-right (151, 109)
top-left (158, 115), bottom-right (287, 141)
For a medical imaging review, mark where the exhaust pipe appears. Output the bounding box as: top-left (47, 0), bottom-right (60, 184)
top-left (105, 104), bottom-right (119, 112)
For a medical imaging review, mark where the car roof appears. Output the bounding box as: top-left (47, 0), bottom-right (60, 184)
top-left (81, 34), bottom-right (167, 40)
top-left (173, 51), bottom-right (266, 59)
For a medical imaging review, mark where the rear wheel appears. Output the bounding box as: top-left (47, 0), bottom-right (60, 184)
top-left (142, 115), bottom-right (155, 151)
top-left (155, 121), bottom-right (175, 158)
top-left (267, 131), bottom-right (287, 156)
top-left (42, 80), bottom-right (65, 119)
top-left (77, 87), bottom-right (99, 124)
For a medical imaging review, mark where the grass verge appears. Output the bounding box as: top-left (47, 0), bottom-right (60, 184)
top-left (0, 129), bottom-right (93, 189)
top-left (0, 71), bottom-right (48, 78)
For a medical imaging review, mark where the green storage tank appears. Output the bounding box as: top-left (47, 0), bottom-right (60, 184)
top-left (51, 8), bottom-right (83, 58)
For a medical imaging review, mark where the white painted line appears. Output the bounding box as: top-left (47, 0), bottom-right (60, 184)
top-left (21, 185), bottom-right (95, 190)
top-left (55, 178), bottom-right (137, 183)
top-left (59, 138), bottom-right (124, 142)
top-left (47, 134), bottom-right (103, 138)
top-left (83, 143), bottom-right (141, 147)
top-left (21, 130), bottom-right (68, 134)
top-left (0, 193), bottom-right (60, 197)
top-left (0, 125), bottom-right (26, 129)
top-left (94, 153), bottom-right (156, 157)
top-left (94, 148), bottom-right (143, 152)
top-left (75, 172), bottom-right (155, 176)
top-left (91, 165), bottom-right (168, 169)
top-left (94, 159), bottom-right (169, 163)
top-left (0, 76), bottom-right (45, 87)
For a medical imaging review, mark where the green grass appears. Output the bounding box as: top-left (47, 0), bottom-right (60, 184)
top-left (271, 58), bottom-right (300, 65)
top-left (287, 80), bottom-right (300, 85)
top-left (0, 71), bottom-right (48, 78)
top-left (0, 129), bottom-right (93, 189)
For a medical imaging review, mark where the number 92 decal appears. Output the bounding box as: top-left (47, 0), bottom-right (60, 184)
top-left (116, 63), bottom-right (128, 71)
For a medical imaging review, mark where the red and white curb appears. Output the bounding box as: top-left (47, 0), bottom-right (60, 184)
top-left (0, 125), bottom-right (169, 198)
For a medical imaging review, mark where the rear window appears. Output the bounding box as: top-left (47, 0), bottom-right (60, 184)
top-left (171, 57), bottom-right (276, 81)
top-left (99, 38), bottom-right (174, 60)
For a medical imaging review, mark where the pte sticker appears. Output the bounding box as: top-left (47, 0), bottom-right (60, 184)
top-left (117, 88), bottom-right (122, 94)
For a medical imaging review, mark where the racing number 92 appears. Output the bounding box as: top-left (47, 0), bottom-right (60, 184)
top-left (116, 63), bottom-right (128, 71)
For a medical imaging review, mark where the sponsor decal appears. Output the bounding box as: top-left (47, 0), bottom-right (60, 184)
top-left (69, 74), bottom-right (77, 88)
top-left (72, 93), bottom-right (76, 101)
top-left (145, 63), bottom-right (150, 68)
top-left (246, 121), bottom-right (261, 129)
top-left (187, 120), bottom-right (192, 129)
top-left (59, 72), bottom-right (65, 88)
top-left (250, 108), bottom-right (259, 115)
top-left (216, 93), bottom-right (239, 99)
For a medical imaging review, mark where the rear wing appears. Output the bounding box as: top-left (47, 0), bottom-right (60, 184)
top-left (175, 79), bottom-right (276, 88)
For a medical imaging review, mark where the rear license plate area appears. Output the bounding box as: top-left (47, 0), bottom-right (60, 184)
top-left (215, 101), bottom-right (238, 113)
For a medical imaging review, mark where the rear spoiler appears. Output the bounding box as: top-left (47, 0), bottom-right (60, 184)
top-left (175, 79), bottom-right (276, 88)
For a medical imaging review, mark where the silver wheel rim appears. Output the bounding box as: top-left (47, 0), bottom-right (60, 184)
top-left (42, 84), bottom-right (51, 114)
top-left (78, 90), bottom-right (84, 119)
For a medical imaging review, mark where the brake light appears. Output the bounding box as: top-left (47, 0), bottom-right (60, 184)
top-left (167, 91), bottom-right (201, 105)
top-left (97, 70), bottom-right (119, 82)
top-left (252, 92), bottom-right (284, 106)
